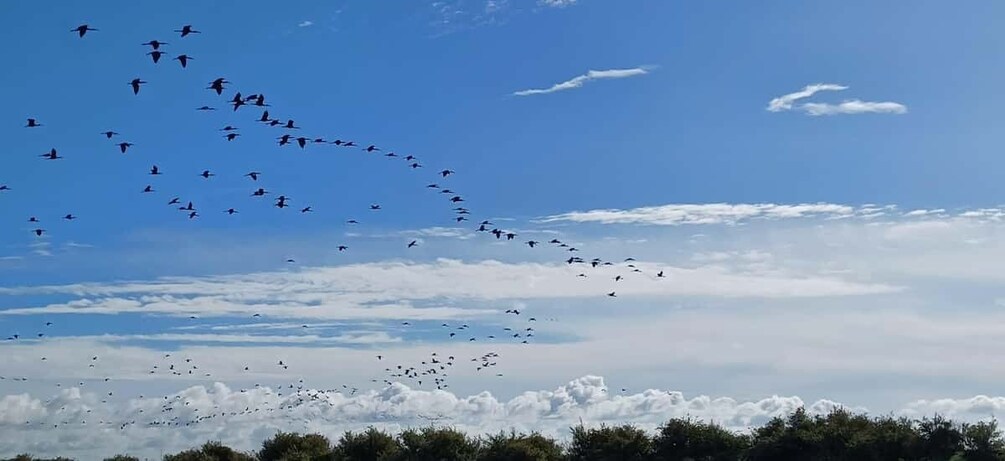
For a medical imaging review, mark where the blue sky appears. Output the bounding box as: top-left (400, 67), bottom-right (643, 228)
top-left (5, 1), bottom-right (1005, 458)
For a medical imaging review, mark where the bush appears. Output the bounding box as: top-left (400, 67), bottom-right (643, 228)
top-left (567, 424), bottom-right (652, 461)
top-left (479, 431), bottom-right (565, 461)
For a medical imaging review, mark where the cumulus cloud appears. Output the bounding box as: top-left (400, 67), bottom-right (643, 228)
top-left (0, 375), bottom-right (846, 459)
top-left (767, 83), bottom-right (906, 116)
top-left (3, 373), bottom-right (1001, 460)
top-left (513, 67), bottom-right (649, 96)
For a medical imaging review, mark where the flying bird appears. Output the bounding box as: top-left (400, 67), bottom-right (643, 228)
top-left (245, 172), bottom-right (261, 181)
top-left (100, 131), bottom-right (118, 139)
top-left (175, 25), bottom-right (200, 37)
top-left (63, 214), bottom-right (76, 221)
top-left (25, 118), bottom-right (42, 128)
top-left (40, 148), bottom-right (61, 160)
top-left (440, 170), bottom-right (454, 177)
top-left (117, 142), bottom-right (133, 153)
top-left (174, 54), bottom-right (192, 68)
top-left (199, 170), bottom-right (214, 179)
top-left (142, 185), bottom-right (154, 193)
top-left (407, 240), bottom-right (418, 248)
top-left (72, 24), bottom-right (98, 38)
top-left (207, 78), bottom-right (228, 95)
top-left (196, 106), bottom-right (216, 111)
top-left (141, 40), bottom-right (168, 50)
top-left (147, 50), bottom-right (166, 63)
top-left (129, 78), bottom-right (146, 95)
top-left (32, 229), bottom-right (45, 237)
top-left (149, 165), bottom-right (161, 175)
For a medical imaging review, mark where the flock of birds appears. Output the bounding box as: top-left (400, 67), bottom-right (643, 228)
top-left (0, 22), bottom-right (663, 430)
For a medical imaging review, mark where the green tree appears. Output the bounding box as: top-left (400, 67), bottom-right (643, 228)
top-left (959, 420), bottom-right (1005, 461)
top-left (651, 417), bottom-right (748, 461)
top-left (917, 414), bottom-right (964, 461)
top-left (746, 408), bottom-right (823, 461)
top-left (333, 427), bottom-right (402, 461)
top-left (478, 431), bottom-right (565, 461)
top-left (567, 424), bottom-right (652, 461)
top-left (103, 456), bottom-right (140, 461)
top-left (163, 441), bottom-right (255, 461)
top-left (258, 432), bottom-right (333, 461)
top-left (396, 426), bottom-right (481, 461)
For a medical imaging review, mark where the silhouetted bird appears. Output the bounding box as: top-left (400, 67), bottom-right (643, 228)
top-left (63, 214), bottom-right (76, 221)
top-left (175, 25), bottom-right (200, 37)
top-left (196, 106), bottom-right (216, 111)
top-left (117, 142), bottom-right (133, 154)
top-left (100, 131), bottom-right (118, 139)
top-left (147, 51), bottom-right (166, 63)
top-left (40, 148), bottom-right (61, 160)
top-left (142, 40), bottom-right (168, 50)
top-left (370, 204), bottom-right (381, 210)
top-left (25, 118), bottom-right (42, 128)
top-left (32, 229), bottom-right (45, 237)
top-left (225, 208), bottom-right (238, 215)
top-left (72, 25), bottom-right (98, 38)
top-left (174, 54), bottom-right (192, 68)
top-left (207, 78), bottom-right (228, 95)
top-left (337, 246), bottom-right (348, 251)
top-left (300, 206), bottom-right (312, 213)
top-left (149, 165), bottom-right (161, 175)
top-left (440, 170), bottom-right (454, 177)
top-left (245, 172), bottom-right (261, 181)
top-left (224, 133), bottom-right (240, 141)
top-left (200, 170), bottom-right (214, 179)
top-left (168, 197), bottom-right (180, 205)
top-left (142, 185), bottom-right (154, 193)
top-left (129, 78), bottom-right (146, 95)
top-left (408, 240), bottom-right (418, 248)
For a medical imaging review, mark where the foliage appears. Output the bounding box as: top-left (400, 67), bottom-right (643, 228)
top-left (567, 424), bottom-right (652, 461)
top-left (162, 441), bottom-right (255, 461)
top-left (15, 410), bottom-right (1005, 461)
top-left (332, 427), bottom-right (402, 461)
top-left (479, 431), bottom-right (565, 461)
top-left (395, 426), bottom-right (481, 461)
top-left (258, 432), bottom-right (333, 461)
top-left (652, 417), bottom-right (748, 461)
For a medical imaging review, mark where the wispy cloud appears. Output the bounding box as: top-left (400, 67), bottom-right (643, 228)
top-left (539, 0), bottom-right (577, 7)
top-left (767, 83), bottom-right (906, 116)
top-left (767, 83), bottom-right (848, 112)
top-left (298, 20), bottom-right (314, 28)
top-left (513, 67), bottom-right (650, 96)
top-left (539, 203), bottom-right (864, 226)
top-left (802, 100), bottom-right (908, 116)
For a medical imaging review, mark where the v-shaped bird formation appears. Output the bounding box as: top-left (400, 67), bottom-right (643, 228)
top-left (0, 20), bottom-right (671, 431)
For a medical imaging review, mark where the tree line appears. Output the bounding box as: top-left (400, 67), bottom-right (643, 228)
top-left (6, 408), bottom-right (1005, 460)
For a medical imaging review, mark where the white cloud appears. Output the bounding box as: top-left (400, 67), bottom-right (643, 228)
top-left (539, 0), bottom-right (577, 7)
top-left (3, 373), bottom-right (1004, 460)
top-left (0, 259), bottom-right (896, 320)
top-left (539, 203), bottom-right (863, 226)
top-left (767, 83), bottom-right (847, 112)
top-left (767, 83), bottom-right (905, 116)
top-left (802, 100), bottom-right (907, 116)
top-left (513, 67), bottom-right (649, 96)
top-left (298, 20), bottom-right (314, 28)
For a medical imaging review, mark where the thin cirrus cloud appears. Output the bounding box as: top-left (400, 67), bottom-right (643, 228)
top-left (767, 83), bottom-right (907, 116)
top-left (539, 0), bottom-right (578, 7)
top-left (512, 67), bottom-right (650, 96)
